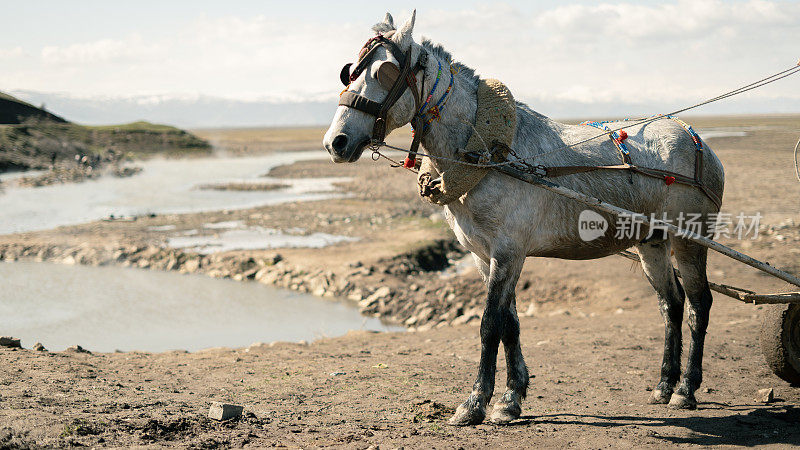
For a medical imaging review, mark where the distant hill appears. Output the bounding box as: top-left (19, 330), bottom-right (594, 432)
top-left (10, 89), bottom-right (800, 130)
top-left (0, 91), bottom-right (67, 124)
top-left (9, 90), bottom-right (337, 128)
top-left (0, 91), bottom-right (211, 172)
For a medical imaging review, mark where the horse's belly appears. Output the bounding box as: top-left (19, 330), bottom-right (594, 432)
top-left (529, 238), bottom-right (638, 260)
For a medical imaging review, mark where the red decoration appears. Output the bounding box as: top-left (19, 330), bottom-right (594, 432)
top-left (403, 157), bottom-right (416, 169)
top-left (618, 130), bottom-right (628, 141)
top-left (664, 176), bottom-right (676, 186)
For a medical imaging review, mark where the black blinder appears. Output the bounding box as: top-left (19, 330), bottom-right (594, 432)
top-left (340, 63), bottom-right (353, 86)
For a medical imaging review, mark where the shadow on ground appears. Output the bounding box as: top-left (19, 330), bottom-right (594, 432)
top-left (531, 404), bottom-right (800, 446)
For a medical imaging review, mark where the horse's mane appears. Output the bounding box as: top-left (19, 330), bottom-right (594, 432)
top-left (370, 21), bottom-right (479, 85)
top-left (419, 38), bottom-right (479, 86)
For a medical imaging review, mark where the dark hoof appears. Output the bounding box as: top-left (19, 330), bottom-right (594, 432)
top-left (489, 401), bottom-right (521, 424)
top-left (448, 399), bottom-right (486, 426)
top-left (648, 388), bottom-right (672, 404)
top-left (668, 393), bottom-right (697, 410)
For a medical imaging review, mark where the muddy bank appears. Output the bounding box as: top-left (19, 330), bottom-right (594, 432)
top-left (13, 163), bottom-right (143, 188)
top-left (197, 181), bottom-right (289, 191)
top-left (2, 285), bottom-right (800, 448)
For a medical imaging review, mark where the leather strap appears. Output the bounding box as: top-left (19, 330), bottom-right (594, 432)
top-left (338, 91), bottom-right (381, 116)
top-left (541, 162), bottom-right (722, 209)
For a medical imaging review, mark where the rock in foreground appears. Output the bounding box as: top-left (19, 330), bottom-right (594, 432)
top-left (208, 402), bottom-right (243, 421)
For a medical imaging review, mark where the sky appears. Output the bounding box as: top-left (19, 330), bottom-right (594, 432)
top-left (1, 0), bottom-right (799, 124)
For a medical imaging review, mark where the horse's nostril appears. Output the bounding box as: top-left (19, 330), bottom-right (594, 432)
top-left (332, 134), bottom-right (349, 152)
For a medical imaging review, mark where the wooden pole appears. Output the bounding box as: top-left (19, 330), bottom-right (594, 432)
top-left (617, 250), bottom-right (800, 304)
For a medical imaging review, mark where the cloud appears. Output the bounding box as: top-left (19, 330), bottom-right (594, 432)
top-left (6, 1), bottom-right (800, 120)
top-left (0, 46), bottom-right (23, 58)
top-left (41, 35), bottom-right (162, 65)
top-left (534, 0), bottom-right (797, 42)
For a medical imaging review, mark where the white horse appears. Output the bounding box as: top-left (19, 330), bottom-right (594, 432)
top-left (323, 11), bottom-right (724, 425)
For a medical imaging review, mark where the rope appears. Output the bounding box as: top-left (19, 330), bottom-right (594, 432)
top-left (794, 136), bottom-right (800, 182)
top-left (370, 61), bottom-right (800, 170)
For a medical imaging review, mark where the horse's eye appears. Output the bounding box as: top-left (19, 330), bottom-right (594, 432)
top-left (376, 61), bottom-right (400, 90)
top-left (340, 63), bottom-right (353, 86)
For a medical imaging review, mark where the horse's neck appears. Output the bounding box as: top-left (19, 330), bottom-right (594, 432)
top-left (415, 47), bottom-right (565, 162)
top-left (418, 54), bottom-right (478, 158)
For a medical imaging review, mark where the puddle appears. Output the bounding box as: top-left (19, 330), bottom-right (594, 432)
top-left (697, 128), bottom-right (749, 140)
top-left (147, 224), bottom-right (177, 232)
top-left (0, 169), bottom-right (47, 183)
top-left (167, 227), bottom-right (358, 254)
top-left (0, 261), bottom-right (401, 352)
top-left (203, 220), bottom-right (243, 229)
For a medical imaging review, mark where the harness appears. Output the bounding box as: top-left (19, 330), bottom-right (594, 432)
top-left (338, 32), bottom-right (455, 168)
top-left (576, 116), bottom-right (721, 209)
top-left (486, 116), bottom-right (721, 209)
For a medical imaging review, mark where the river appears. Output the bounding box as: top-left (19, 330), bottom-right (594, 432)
top-left (0, 261), bottom-right (400, 352)
top-left (0, 150), bottom-right (403, 352)
top-left (0, 150), bottom-right (348, 235)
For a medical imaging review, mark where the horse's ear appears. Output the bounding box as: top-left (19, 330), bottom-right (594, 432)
top-left (394, 9), bottom-right (415, 50)
top-left (376, 61), bottom-right (400, 90)
top-left (383, 13), bottom-right (394, 29)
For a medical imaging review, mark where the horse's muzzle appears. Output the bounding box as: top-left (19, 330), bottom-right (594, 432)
top-left (324, 132), bottom-right (369, 163)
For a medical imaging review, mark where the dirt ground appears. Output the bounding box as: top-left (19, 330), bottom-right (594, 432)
top-left (2, 116), bottom-right (800, 448)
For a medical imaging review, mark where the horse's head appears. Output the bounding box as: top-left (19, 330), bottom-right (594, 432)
top-left (323, 11), bottom-right (422, 163)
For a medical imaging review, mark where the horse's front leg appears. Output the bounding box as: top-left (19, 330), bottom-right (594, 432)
top-left (490, 293), bottom-right (529, 424)
top-left (449, 249), bottom-right (525, 426)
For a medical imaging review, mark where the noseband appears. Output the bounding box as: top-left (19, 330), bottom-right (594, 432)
top-left (338, 33), bottom-right (428, 167)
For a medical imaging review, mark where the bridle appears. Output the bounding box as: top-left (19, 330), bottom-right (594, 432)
top-left (338, 32), bottom-right (429, 168)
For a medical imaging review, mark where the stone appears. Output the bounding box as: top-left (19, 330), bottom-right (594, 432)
top-left (367, 286), bottom-right (392, 302)
top-left (757, 388), bottom-right (774, 403)
top-left (33, 342), bottom-right (47, 352)
top-left (524, 303), bottom-right (539, 317)
top-left (245, 342), bottom-right (270, 353)
top-left (452, 314), bottom-right (477, 326)
top-left (65, 345), bottom-right (91, 354)
top-left (183, 258), bottom-right (200, 273)
top-left (243, 268), bottom-right (259, 280)
top-left (419, 307), bottom-right (436, 320)
top-left (208, 402), bottom-right (244, 421)
top-left (359, 297), bottom-right (378, 309)
top-left (0, 337), bottom-right (21, 348)
top-left (416, 323), bottom-right (435, 332)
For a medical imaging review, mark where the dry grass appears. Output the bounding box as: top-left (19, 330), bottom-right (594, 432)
top-left (192, 124), bottom-right (414, 154)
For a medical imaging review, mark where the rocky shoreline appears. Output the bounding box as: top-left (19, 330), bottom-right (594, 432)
top-left (0, 239), bottom-right (492, 332)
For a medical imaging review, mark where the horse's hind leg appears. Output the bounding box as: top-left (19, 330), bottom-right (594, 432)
top-left (669, 238), bottom-right (713, 410)
top-left (448, 249), bottom-right (525, 426)
top-left (636, 239), bottom-right (685, 404)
